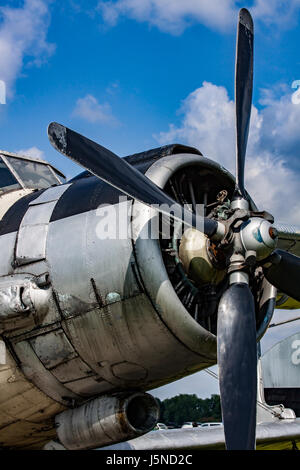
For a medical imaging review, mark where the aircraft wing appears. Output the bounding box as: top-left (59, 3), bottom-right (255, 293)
top-left (99, 419), bottom-right (300, 451)
top-left (276, 223), bottom-right (300, 258)
top-left (272, 224), bottom-right (300, 309)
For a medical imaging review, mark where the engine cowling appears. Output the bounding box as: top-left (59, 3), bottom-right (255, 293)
top-left (0, 146), bottom-right (277, 449)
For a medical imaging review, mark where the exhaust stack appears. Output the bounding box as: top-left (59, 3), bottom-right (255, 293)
top-left (54, 392), bottom-right (159, 450)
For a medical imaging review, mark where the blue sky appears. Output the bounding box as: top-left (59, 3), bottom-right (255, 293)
top-left (0, 0), bottom-right (299, 398)
top-left (1, 0), bottom-right (300, 180)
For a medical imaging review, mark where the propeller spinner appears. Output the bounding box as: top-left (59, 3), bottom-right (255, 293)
top-left (47, 7), bottom-right (300, 451)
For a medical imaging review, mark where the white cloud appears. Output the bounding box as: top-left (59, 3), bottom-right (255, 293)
top-left (98, 0), bottom-right (237, 34)
top-left (72, 94), bottom-right (117, 124)
top-left (0, 0), bottom-right (54, 98)
top-left (98, 0), bottom-right (300, 34)
top-left (156, 81), bottom-right (300, 225)
top-left (16, 146), bottom-right (45, 160)
top-left (252, 0), bottom-right (300, 28)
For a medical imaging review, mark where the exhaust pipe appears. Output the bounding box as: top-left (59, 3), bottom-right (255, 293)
top-left (55, 392), bottom-right (159, 450)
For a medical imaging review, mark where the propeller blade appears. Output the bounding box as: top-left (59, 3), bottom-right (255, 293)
top-left (217, 282), bottom-right (257, 450)
top-left (264, 249), bottom-right (300, 302)
top-left (235, 8), bottom-right (254, 198)
top-left (48, 122), bottom-right (223, 239)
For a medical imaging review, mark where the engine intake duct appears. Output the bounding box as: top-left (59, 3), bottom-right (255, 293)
top-left (55, 392), bottom-right (159, 450)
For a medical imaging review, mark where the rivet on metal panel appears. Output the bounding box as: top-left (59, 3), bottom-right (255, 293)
top-left (98, 361), bottom-right (108, 367)
top-left (106, 292), bottom-right (121, 304)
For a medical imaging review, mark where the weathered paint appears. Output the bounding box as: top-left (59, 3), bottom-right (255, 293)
top-left (0, 153), bottom-right (223, 448)
top-left (0, 150), bottom-right (296, 449)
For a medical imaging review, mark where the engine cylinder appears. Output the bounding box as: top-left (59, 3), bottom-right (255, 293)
top-left (55, 392), bottom-right (159, 450)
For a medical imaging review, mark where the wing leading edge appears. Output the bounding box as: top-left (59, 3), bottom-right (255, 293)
top-left (273, 223), bottom-right (300, 309)
top-left (99, 419), bottom-right (300, 451)
top-left (276, 223), bottom-right (300, 258)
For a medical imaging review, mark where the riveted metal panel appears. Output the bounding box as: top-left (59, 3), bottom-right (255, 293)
top-left (26, 327), bottom-right (114, 397)
top-left (13, 340), bottom-right (81, 406)
top-left (46, 205), bottom-right (140, 312)
top-left (46, 212), bottom-right (92, 308)
top-left (63, 375), bottom-right (112, 396)
top-left (16, 223), bottom-right (49, 264)
top-left (111, 362), bottom-right (148, 381)
top-left (49, 356), bottom-right (94, 383)
top-left (61, 295), bottom-right (215, 391)
top-left (0, 420), bottom-right (58, 450)
top-left (20, 201), bottom-right (57, 225)
top-left (85, 202), bottom-right (141, 301)
top-left (29, 329), bottom-right (77, 369)
top-left (15, 184), bottom-right (72, 266)
top-left (0, 232), bottom-right (16, 275)
top-left (28, 184), bottom-right (71, 205)
top-left (0, 347), bottom-right (64, 449)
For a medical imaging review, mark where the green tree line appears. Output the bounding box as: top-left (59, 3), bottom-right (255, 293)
top-left (155, 394), bottom-right (221, 426)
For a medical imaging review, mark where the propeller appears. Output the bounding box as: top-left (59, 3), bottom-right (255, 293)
top-left (217, 8), bottom-right (258, 450)
top-left (47, 122), bottom-right (224, 241)
top-left (47, 7), bottom-right (300, 452)
top-left (217, 283), bottom-right (257, 449)
top-left (216, 8), bottom-right (299, 450)
top-left (235, 8), bottom-right (253, 199)
top-left (264, 249), bottom-right (300, 302)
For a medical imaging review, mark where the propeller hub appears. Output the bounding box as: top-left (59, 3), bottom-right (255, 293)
top-left (240, 217), bottom-right (278, 261)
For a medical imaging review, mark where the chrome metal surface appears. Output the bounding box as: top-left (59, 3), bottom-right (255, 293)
top-left (240, 217), bottom-right (277, 261)
top-left (230, 198), bottom-right (249, 211)
top-left (229, 271), bottom-right (249, 285)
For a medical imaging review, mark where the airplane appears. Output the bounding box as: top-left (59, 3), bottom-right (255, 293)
top-left (0, 8), bottom-right (299, 451)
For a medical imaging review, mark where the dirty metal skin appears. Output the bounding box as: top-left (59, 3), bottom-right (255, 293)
top-left (0, 146), bottom-right (276, 449)
top-left (55, 392), bottom-right (159, 450)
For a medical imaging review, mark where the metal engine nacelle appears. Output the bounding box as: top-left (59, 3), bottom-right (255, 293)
top-left (0, 147), bottom-right (278, 449)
